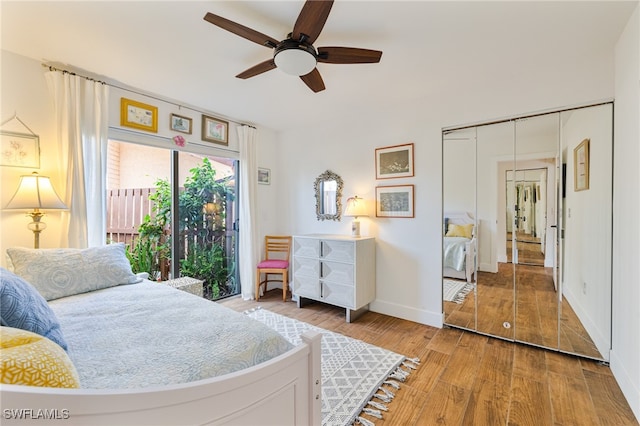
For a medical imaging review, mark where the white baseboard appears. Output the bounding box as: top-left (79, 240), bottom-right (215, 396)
top-left (562, 286), bottom-right (610, 361)
top-left (369, 299), bottom-right (442, 328)
top-left (610, 350), bottom-right (640, 423)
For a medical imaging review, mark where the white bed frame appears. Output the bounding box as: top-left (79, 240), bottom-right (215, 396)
top-left (443, 211), bottom-right (477, 283)
top-left (1, 331), bottom-right (322, 426)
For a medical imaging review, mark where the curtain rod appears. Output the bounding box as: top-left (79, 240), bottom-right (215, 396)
top-left (42, 64), bottom-right (256, 129)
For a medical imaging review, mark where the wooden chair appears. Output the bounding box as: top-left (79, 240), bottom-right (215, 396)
top-left (256, 236), bottom-right (292, 301)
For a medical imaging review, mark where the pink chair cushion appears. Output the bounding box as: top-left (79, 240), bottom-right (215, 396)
top-left (257, 260), bottom-right (289, 269)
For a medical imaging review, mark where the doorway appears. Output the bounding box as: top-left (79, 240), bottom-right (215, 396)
top-left (506, 168), bottom-right (548, 267)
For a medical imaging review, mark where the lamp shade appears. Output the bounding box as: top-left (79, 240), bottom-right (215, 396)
top-left (344, 196), bottom-right (368, 218)
top-left (5, 172), bottom-right (67, 210)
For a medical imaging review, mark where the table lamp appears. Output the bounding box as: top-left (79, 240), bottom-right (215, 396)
top-left (4, 172), bottom-right (68, 248)
top-left (344, 196), bottom-right (368, 237)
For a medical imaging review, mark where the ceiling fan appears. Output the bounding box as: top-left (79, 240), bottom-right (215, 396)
top-left (203, 0), bottom-right (382, 93)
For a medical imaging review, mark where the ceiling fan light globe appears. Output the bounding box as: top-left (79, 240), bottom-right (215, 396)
top-left (274, 48), bottom-right (317, 76)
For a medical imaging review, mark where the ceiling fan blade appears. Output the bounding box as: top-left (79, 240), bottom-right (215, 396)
top-left (317, 47), bottom-right (383, 64)
top-left (300, 68), bottom-right (326, 93)
top-left (292, 0), bottom-right (334, 44)
top-left (236, 59), bottom-right (277, 79)
top-left (204, 12), bottom-right (279, 48)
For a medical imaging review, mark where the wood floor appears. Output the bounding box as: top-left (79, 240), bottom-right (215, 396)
top-left (220, 291), bottom-right (638, 426)
top-left (445, 263), bottom-right (602, 359)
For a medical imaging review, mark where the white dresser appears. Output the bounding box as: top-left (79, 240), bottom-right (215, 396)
top-left (292, 234), bottom-right (375, 322)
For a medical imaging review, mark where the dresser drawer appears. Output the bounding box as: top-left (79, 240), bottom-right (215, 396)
top-left (294, 237), bottom-right (320, 258)
top-left (293, 257), bottom-right (319, 278)
top-left (320, 239), bottom-right (354, 263)
top-left (321, 281), bottom-right (354, 308)
top-left (320, 261), bottom-right (354, 286)
top-left (294, 275), bottom-right (321, 299)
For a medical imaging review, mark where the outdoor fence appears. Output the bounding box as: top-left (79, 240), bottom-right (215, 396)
top-left (106, 188), bottom-right (156, 246)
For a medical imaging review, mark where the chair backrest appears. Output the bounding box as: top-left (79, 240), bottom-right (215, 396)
top-left (264, 235), bottom-right (292, 262)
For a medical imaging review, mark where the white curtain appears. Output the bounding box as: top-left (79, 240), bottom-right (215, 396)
top-left (237, 125), bottom-right (259, 300)
top-left (45, 71), bottom-right (109, 248)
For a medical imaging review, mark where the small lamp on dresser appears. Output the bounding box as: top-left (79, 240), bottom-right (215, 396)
top-left (4, 172), bottom-right (68, 248)
top-left (344, 195), bottom-right (368, 237)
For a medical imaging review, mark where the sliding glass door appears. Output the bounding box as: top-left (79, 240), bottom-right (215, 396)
top-left (106, 139), bottom-right (239, 300)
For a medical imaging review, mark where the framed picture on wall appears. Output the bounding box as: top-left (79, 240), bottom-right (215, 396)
top-left (0, 131), bottom-right (40, 168)
top-left (574, 138), bottom-right (590, 191)
top-left (375, 143), bottom-right (414, 179)
top-left (258, 167), bottom-right (271, 185)
top-left (170, 113), bottom-right (192, 134)
top-left (201, 115), bottom-right (229, 146)
top-left (376, 184), bottom-right (414, 218)
top-left (120, 98), bottom-right (158, 133)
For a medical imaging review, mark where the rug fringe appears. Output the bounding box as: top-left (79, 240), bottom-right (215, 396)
top-left (352, 356), bottom-right (420, 425)
top-left (367, 401), bottom-right (388, 412)
top-left (242, 306), bottom-right (262, 315)
top-left (356, 416), bottom-right (376, 426)
top-left (383, 380), bottom-right (400, 390)
top-left (453, 283), bottom-right (474, 304)
top-left (362, 408), bottom-right (383, 419)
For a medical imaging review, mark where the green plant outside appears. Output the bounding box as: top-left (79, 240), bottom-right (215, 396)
top-left (126, 158), bottom-right (236, 300)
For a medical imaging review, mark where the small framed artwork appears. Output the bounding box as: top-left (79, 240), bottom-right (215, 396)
top-left (170, 113), bottom-right (192, 134)
top-left (573, 138), bottom-right (590, 191)
top-left (258, 167), bottom-right (271, 185)
top-left (120, 98), bottom-right (158, 133)
top-left (375, 143), bottom-right (414, 179)
top-left (376, 184), bottom-right (414, 218)
top-left (0, 131), bottom-right (40, 168)
top-left (202, 115), bottom-right (229, 146)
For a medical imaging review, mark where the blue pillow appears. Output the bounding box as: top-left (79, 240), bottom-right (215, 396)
top-left (0, 267), bottom-right (68, 351)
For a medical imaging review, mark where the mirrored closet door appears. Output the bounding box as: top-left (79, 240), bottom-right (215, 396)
top-left (442, 103), bottom-right (613, 361)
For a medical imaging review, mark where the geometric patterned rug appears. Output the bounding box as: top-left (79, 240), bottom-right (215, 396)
top-left (245, 308), bottom-right (419, 426)
top-left (443, 279), bottom-right (474, 304)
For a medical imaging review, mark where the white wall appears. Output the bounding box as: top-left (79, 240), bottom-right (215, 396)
top-left (1, 51), bottom-right (63, 255)
top-left (561, 104), bottom-right (613, 360)
top-left (612, 5), bottom-right (640, 421)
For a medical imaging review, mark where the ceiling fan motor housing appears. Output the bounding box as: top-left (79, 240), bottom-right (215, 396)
top-left (274, 39), bottom-right (317, 76)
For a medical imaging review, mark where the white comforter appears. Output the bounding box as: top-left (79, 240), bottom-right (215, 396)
top-left (443, 236), bottom-right (470, 272)
top-left (49, 281), bottom-right (293, 389)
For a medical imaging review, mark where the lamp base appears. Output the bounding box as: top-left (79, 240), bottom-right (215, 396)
top-left (27, 210), bottom-right (46, 249)
top-left (351, 220), bottom-right (361, 237)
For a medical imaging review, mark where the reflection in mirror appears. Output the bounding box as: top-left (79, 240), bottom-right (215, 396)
top-left (442, 103), bottom-right (612, 361)
top-left (442, 128), bottom-right (477, 330)
top-left (476, 121), bottom-right (515, 340)
top-left (512, 114), bottom-right (559, 349)
top-left (314, 170), bottom-right (343, 221)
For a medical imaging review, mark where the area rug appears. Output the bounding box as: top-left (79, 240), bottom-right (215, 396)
top-left (443, 279), bottom-right (474, 304)
top-left (245, 308), bottom-right (419, 426)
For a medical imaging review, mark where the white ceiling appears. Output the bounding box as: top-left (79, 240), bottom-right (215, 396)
top-left (1, 1), bottom-right (636, 132)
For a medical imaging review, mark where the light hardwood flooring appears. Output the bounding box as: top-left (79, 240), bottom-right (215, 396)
top-left (445, 263), bottom-right (602, 359)
top-left (220, 291), bottom-right (638, 426)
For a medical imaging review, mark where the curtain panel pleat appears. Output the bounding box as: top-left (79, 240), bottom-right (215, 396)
top-left (45, 71), bottom-right (109, 248)
top-left (237, 125), bottom-right (259, 299)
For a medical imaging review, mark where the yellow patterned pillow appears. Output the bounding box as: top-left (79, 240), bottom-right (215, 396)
top-left (1, 326), bottom-right (80, 388)
top-left (446, 223), bottom-right (474, 239)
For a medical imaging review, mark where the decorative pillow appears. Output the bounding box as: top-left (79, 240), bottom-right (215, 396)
top-left (0, 268), bottom-right (67, 350)
top-left (6, 243), bottom-right (139, 301)
top-left (1, 326), bottom-right (79, 388)
top-left (445, 223), bottom-right (474, 239)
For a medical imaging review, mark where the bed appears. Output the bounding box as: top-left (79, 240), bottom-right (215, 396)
top-left (0, 244), bottom-right (321, 425)
top-left (443, 212), bottom-right (476, 283)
